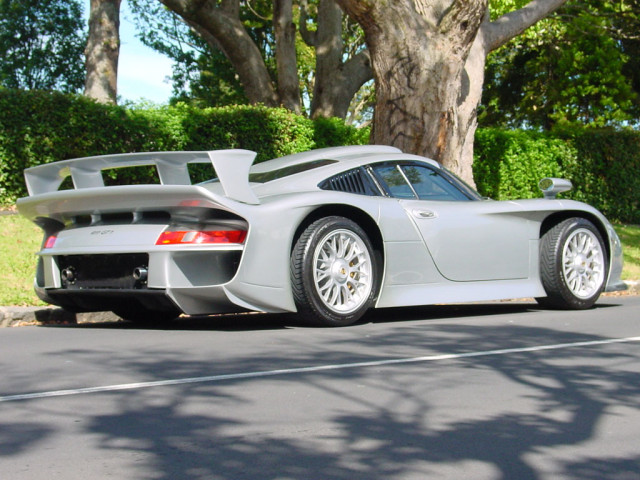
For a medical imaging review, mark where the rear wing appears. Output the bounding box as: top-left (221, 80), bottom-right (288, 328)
top-left (23, 150), bottom-right (260, 205)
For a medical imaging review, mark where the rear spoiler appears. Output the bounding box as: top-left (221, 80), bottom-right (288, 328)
top-left (23, 150), bottom-right (260, 205)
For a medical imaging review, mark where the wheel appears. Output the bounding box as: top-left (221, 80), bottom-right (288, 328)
top-left (536, 217), bottom-right (608, 309)
top-left (291, 216), bottom-right (379, 326)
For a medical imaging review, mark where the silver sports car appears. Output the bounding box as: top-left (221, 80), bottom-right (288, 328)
top-left (17, 145), bottom-right (625, 326)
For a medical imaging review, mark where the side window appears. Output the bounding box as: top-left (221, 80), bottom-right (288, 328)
top-left (373, 165), bottom-right (416, 199)
top-left (401, 165), bottom-right (471, 201)
top-left (372, 162), bottom-right (474, 201)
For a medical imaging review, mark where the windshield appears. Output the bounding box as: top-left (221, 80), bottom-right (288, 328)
top-left (370, 161), bottom-right (483, 201)
top-left (438, 166), bottom-right (484, 201)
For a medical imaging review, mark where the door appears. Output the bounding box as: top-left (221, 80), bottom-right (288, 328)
top-left (371, 161), bottom-right (536, 282)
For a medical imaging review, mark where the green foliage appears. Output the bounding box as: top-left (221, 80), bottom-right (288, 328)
top-left (482, 0), bottom-right (640, 129)
top-left (0, 89), bottom-right (368, 203)
top-left (473, 129), bottom-right (570, 200)
top-left (128, 0), bottom-right (248, 107)
top-left (4, 90), bottom-right (635, 222)
top-left (474, 128), bottom-right (640, 223)
top-left (177, 104), bottom-right (313, 159)
top-left (562, 129), bottom-right (640, 223)
top-left (312, 117), bottom-right (371, 149)
top-left (0, 0), bottom-right (86, 92)
top-left (0, 89), bottom-right (155, 201)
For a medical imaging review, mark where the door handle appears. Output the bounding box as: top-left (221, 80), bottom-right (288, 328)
top-left (412, 209), bottom-right (437, 219)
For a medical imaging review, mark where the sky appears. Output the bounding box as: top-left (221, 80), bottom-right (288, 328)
top-left (84, 1), bottom-right (174, 104)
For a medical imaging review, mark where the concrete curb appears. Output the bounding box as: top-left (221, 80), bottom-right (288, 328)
top-left (1, 282), bottom-right (637, 328)
top-left (0, 307), bottom-right (121, 328)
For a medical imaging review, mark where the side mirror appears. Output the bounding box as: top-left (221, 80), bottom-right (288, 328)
top-left (539, 178), bottom-right (573, 199)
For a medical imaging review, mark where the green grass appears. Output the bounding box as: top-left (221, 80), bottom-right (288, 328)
top-left (0, 213), bottom-right (46, 306)
top-left (1, 213), bottom-right (639, 307)
top-left (615, 224), bottom-right (640, 282)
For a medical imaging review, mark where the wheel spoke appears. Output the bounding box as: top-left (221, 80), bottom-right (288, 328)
top-left (344, 241), bottom-right (359, 263)
top-left (336, 234), bottom-right (348, 258)
top-left (315, 270), bottom-right (330, 284)
top-left (341, 285), bottom-right (354, 304)
top-left (328, 284), bottom-right (340, 306)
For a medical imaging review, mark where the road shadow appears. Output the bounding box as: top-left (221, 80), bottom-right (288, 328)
top-left (88, 324), bottom-right (640, 479)
top-left (17, 311), bottom-right (640, 479)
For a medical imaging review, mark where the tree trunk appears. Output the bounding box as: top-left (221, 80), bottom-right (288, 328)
top-left (337, 0), bottom-right (487, 183)
top-left (336, 0), bottom-right (569, 185)
top-left (162, 0), bottom-right (371, 118)
top-left (455, 34), bottom-right (487, 185)
top-left (305, 0), bottom-right (372, 119)
top-left (367, 0), bottom-right (486, 180)
top-left (309, 0), bottom-right (343, 118)
top-left (274, 0), bottom-right (301, 113)
top-left (455, 0), bottom-right (570, 184)
top-left (84, 0), bottom-right (121, 104)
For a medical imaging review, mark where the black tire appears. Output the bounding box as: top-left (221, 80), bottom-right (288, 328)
top-left (290, 216), bottom-right (379, 327)
top-left (536, 217), bottom-right (608, 310)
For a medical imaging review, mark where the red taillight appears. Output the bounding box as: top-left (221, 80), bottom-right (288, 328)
top-left (156, 230), bottom-right (247, 245)
top-left (44, 235), bottom-right (57, 249)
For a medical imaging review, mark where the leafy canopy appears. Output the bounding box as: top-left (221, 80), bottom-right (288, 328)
top-left (0, 0), bottom-right (86, 92)
top-left (128, 0), bottom-right (279, 107)
top-left (481, 0), bottom-right (640, 129)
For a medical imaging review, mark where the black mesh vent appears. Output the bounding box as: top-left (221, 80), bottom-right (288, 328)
top-left (320, 169), bottom-right (374, 195)
top-left (58, 253), bottom-right (149, 290)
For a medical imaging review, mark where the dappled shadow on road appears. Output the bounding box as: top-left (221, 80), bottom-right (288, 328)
top-left (0, 421), bottom-right (53, 458)
top-left (9, 299), bottom-right (638, 479)
top-left (45, 319), bottom-right (640, 479)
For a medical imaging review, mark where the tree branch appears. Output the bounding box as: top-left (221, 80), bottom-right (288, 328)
top-left (483, 0), bottom-right (568, 52)
top-left (159, 0), bottom-right (278, 106)
top-left (342, 49), bottom-right (372, 90)
top-left (220, 0), bottom-right (239, 16)
top-left (274, 0), bottom-right (301, 112)
top-left (299, 0), bottom-right (317, 46)
top-left (439, 0), bottom-right (488, 49)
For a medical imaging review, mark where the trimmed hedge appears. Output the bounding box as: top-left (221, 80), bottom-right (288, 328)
top-left (473, 128), bottom-right (640, 224)
top-left (0, 89), bottom-right (367, 202)
top-left (564, 130), bottom-right (640, 224)
top-left (473, 129), bottom-right (569, 200)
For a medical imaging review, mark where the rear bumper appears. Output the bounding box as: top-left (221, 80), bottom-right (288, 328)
top-left (37, 287), bottom-right (180, 314)
top-left (36, 248), bottom-right (247, 315)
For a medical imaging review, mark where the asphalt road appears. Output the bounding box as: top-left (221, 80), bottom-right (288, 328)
top-left (1, 296), bottom-right (639, 480)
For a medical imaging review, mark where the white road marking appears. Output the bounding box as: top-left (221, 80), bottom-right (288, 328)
top-left (1, 336), bottom-right (639, 403)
